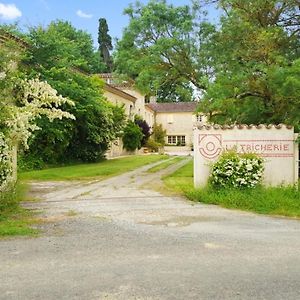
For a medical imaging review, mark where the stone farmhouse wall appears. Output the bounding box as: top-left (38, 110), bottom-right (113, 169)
top-left (194, 124), bottom-right (299, 187)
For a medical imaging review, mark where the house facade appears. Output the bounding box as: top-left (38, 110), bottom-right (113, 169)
top-left (100, 74), bottom-right (205, 156)
top-left (146, 102), bottom-right (207, 152)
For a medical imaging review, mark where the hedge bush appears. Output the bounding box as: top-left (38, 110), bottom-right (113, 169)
top-left (210, 150), bottom-right (264, 188)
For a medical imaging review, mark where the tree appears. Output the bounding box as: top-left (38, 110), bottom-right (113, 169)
top-left (23, 21), bottom-right (126, 164)
top-left (116, 0), bottom-right (299, 127)
top-left (98, 18), bottom-right (113, 72)
top-left (114, 0), bottom-right (210, 97)
top-left (198, 0), bottom-right (300, 127)
top-left (0, 38), bottom-right (74, 187)
top-left (122, 121), bottom-right (144, 151)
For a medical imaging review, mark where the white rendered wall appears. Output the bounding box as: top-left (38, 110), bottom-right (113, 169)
top-left (194, 125), bottom-right (299, 187)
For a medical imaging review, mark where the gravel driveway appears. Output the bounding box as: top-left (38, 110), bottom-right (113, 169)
top-left (1, 157), bottom-right (300, 300)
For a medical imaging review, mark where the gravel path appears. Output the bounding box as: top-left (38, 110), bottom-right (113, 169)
top-left (1, 157), bottom-right (300, 300)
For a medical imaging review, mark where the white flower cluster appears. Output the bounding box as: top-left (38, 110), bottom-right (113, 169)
top-left (5, 78), bottom-right (75, 148)
top-left (0, 133), bottom-right (12, 190)
top-left (210, 152), bottom-right (264, 188)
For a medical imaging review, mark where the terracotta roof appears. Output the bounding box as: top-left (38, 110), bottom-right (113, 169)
top-left (146, 102), bottom-right (198, 113)
top-left (196, 124), bottom-right (294, 130)
top-left (104, 83), bottom-right (137, 103)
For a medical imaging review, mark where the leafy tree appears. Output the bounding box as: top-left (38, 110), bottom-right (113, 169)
top-left (114, 0), bottom-right (209, 96)
top-left (156, 79), bottom-right (194, 102)
top-left (122, 121), bottom-right (144, 151)
top-left (98, 18), bottom-right (113, 72)
top-left (198, 0), bottom-right (300, 127)
top-left (0, 37), bottom-right (74, 186)
top-left (22, 21), bottom-right (125, 164)
top-left (116, 0), bottom-right (299, 127)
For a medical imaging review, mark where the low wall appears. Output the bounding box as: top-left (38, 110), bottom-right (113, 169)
top-left (106, 138), bottom-right (145, 158)
top-left (164, 146), bottom-right (191, 153)
top-left (194, 124), bottom-right (299, 187)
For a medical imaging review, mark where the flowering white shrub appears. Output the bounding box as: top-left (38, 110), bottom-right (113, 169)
top-left (210, 151), bottom-right (264, 188)
top-left (0, 133), bottom-right (12, 189)
top-left (5, 78), bottom-right (75, 148)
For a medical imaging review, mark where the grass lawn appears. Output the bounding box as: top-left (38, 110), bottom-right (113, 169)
top-left (0, 183), bottom-right (38, 238)
top-left (164, 160), bottom-right (300, 218)
top-left (147, 156), bottom-right (186, 173)
top-left (163, 160), bottom-right (194, 193)
top-left (20, 154), bottom-right (168, 181)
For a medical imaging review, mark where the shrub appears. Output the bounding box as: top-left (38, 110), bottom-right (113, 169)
top-left (152, 124), bottom-right (166, 146)
top-left (134, 117), bottom-right (151, 146)
top-left (122, 121), bottom-right (144, 151)
top-left (146, 138), bottom-right (162, 152)
top-left (0, 133), bottom-right (12, 190)
top-left (210, 150), bottom-right (264, 188)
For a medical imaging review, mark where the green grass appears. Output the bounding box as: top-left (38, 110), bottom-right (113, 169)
top-left (164, 160), bottom-right (300, 218)
top-left (0, 183), bottom-right (38, 238)
top-left (163, 160), bottom-right (194, 194)
top-left (20, 154), bottom-right (168, 181)
top-left (147, 156), bottom-right (185, 173)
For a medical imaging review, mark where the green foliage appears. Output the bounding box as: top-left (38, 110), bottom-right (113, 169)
top-left (122, 121), bottom-right (144, 151)
top-left (116, 0), bottom-right (299, 125)
top-left (151, 124), bottom-right (166, 146)
top-left (114, 0), bottom-right (207, 96)
top-left (210, 150), bottom-right (264, 188)
top-left (198, 0), bottom-right (300, 126)
top-left (163, 159), bottom-right (194, 193)
top-left (146, 138), bottom-right (162, 152)
top-left (134, 117), bottom-right (151, 146)
top-left (27, 20), bottom-right (100, 73)
top-left (23, 21), bottom-right (126, 164)
top-left (0, 182), bottom-right (38, 237)
top-left (156, 79), bottom-right (193, 102)
top-left (0, 133), bottom-right (12, 188)
top-left (98, 18), bottom-right (113, 72)
top-left (187, 185), bottom-right (300, 218)
top-left (164, 159), bottom-right (300, 218)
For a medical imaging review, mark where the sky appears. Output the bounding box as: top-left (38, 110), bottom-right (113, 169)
top-left (0, 0), bottom-right (220, 48)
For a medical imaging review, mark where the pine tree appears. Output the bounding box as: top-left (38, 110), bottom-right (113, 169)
top-left (98, 18), bottom-right (113, 72)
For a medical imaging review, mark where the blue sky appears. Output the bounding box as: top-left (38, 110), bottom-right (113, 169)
top-left (0, 0), bottom-right (219, 48)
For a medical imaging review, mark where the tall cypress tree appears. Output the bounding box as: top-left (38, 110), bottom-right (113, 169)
top-left (98, 18), bottom-right (113, 72)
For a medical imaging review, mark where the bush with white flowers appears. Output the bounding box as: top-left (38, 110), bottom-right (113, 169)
top-left (210, 150), bottom-right (264, 188)
top-left (0, 133), bottom-right (12, 190)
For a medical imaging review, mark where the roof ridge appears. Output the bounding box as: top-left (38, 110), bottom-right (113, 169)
top-left (196, 124), bottom-right (294, 130)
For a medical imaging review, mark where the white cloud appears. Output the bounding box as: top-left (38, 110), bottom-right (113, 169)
top-left (76, 9), bottom-right (93, 19)
top-left (0, 3), bottom-right (22, 20)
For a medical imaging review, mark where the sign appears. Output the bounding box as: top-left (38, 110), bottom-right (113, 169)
top-left (194, 125), bottom-right (299, 187)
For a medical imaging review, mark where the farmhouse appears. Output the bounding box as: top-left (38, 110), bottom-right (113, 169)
top-left (100, 74), bottom-right (205, 156)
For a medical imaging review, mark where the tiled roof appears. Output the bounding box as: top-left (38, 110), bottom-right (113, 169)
top-left (146, 102), bottom-right (198, 113)
top-left (98, 73), bottom-right (134, 88)
top-left (196, 124), bottom-right (294, 130)
top-left (104, 83), bottom-right (137, 102)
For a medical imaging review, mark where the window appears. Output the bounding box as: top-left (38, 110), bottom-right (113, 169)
top-left (196, 114), bottom-right (203, 122)
top-left (145, 95), bottom-right (150, 103)
top-left (167, 135), bottom-right (186, 146)
top-left (167, 114), bottom-right (174, 124)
